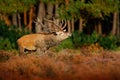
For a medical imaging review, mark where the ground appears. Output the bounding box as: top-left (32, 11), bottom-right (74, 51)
top-left (0, 49), bottom-right (120, 80)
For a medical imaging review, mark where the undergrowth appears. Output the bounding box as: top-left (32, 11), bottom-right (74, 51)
top-left (0, 21), bottom-right (30, 50)
top-left (55, 31), bottom-right (119, 52)
top-left (0, 20), bottom-right (119, 52)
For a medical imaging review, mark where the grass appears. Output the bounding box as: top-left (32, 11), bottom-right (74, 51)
top-left (114, 47), bottom-right (120, 51)
top-left (0, 49), bottom-right (120, 80)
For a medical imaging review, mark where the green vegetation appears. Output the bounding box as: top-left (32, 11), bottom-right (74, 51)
top-left (55, 31), bottom-right (119, 51)
top-left (0, 21), bottom-right (30, 50)
top-left (0, 20), bottom-right (119, 51)
top-left (72, 31), bottom-right (99, 47)
top-left (54, 37), bottom-right (74, 52)
top-left (99, 34), bottom-right (118, 49)
top-left (58, 0), bottom-right (119, 20)
top-left (0, 0), bottom-right (36, 13)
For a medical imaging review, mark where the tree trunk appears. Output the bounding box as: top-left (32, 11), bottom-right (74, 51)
top-left (65, 0), bottom-right (69, 5)
top-left (94, 22), bottom-right (98, 32)
top-left (116, 13), bottom-right (120, 36)
top-left (46, 3), bottom-right (53, 19)
top-left (45, 2), bottom-right (54, 32)
top-left (67, 20), bottom-right (71, 33)
top-left (12, 13), bottom-right (17, 26)
top-left (55, 3), bottom-right (59, 18)
top-left (65, 0), bottom-right (71, 33)
top-left (36, 2), bottom-right (45, 33)
top-left (78, 0), bottom-right (85, 32)
top-left (98, 21), bottom-right (102, 34)
top-left (71, 18), bottom-right (74, 32)
top-left (111, 12), bottom-right (117, 35)
top-left (24, 10), bottom-right (27, 26)
top-left (27, 5), bottom-right (34, 32)
top-left (18, 13), bottom-right (22, 29)
top-left (2, 14), bottom-right (11, 26)
top-left (116, 13), bottom-right (120, 37)
top-left (79, 17), bottom-right (83, 32)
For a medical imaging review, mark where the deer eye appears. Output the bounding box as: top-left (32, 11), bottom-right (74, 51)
top-left (53, 32), bottom-right (57, 35)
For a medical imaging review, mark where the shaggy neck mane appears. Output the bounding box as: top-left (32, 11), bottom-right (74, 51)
top-left (37, 32), bottom-right (57, 35)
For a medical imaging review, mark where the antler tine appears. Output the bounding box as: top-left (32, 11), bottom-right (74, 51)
top-left (53, 17), bottom-right (56, 21)
top-left (59, 19), bottom-right (67, 30)
top-left (36, 17), bottom-right (45, 27)
top-left (59, 19), bottom-right (63, 28)
top-left (44, 18), bottom-right (61, 30)
top-left (52, 19), bottom-right (67, 31)
top-left (37, 18), bottom-right (44, 26)
top-left (34, 17), bottom-right (39, 23)
top-left (62, 20), bottom-right (67, 29)
top-left (37, 17), bottom-right (40, 22)
top-left (43, 18), bottom-right (67, 31)
top-left (34, 19), bottom-right (37, 24)
top-left (44, 18), bottom-right (54, 23)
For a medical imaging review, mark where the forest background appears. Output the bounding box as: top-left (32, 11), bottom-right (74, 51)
top-left (0, 1), bottom-right (120, 80)
top-left (0, 0), bottom-right (120, 51)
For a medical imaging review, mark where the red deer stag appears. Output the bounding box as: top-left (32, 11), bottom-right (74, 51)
top-left (17, 18), bottom-right (71, 56)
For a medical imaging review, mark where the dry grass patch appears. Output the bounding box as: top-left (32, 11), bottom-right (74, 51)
top-left (0, 50), bottom-right (120, 80)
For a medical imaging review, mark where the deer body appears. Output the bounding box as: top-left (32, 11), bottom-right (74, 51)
top-left (17, 31), bottom-right (71, 56)
top-left (17, 18), bottom-right (71, 56)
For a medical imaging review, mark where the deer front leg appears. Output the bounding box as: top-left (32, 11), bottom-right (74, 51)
top-left (36, 47), bottom-right (48, 55)
top-left (18, 46), bottom-right (25, 56)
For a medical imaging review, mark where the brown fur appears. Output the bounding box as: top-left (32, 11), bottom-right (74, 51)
top-left (17, 31), bottom-right (71, 56)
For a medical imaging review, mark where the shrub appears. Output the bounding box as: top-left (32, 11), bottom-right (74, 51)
top-left (0, 38), bottom-right (13, 50)
top-left (71, 31), bottom-right (99, 47)
top-left (116, 36), bottom-right (120, 47)
top-left (98, 34), bottom-right (118, 49)
top-left (71, 31), bottom-right (83, 47)
top-left (55, 37), bottom-right (74, 52)
top-left (64, 31), bottom-right (119, 50)
top-left (0, 20), bottom-right (30, 50)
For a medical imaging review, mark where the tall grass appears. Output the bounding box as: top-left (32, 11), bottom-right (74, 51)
top-left (0, 50), bottom-right (120, 80)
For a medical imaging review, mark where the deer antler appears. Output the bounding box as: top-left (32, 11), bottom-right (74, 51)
top-left (34, 18), bottom-right (44, 27)
top-left (60, 20), bottom-right (67, 30)
top-left (44, 18), bottom-right (67, 31)
top-left (43, 18), bottom-right (53, 23)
